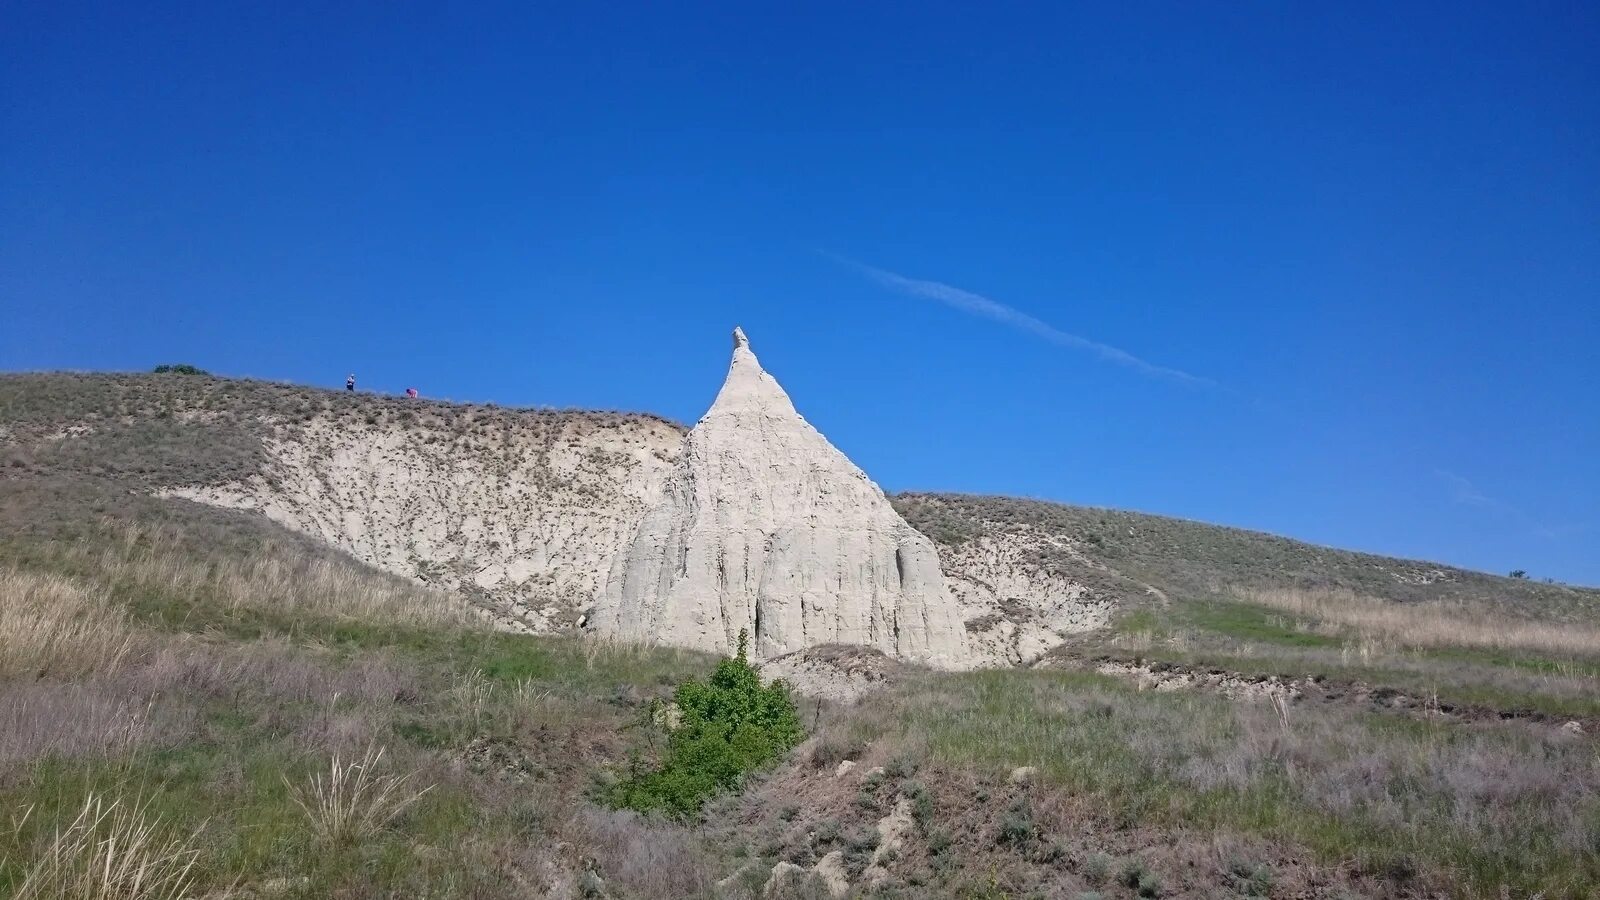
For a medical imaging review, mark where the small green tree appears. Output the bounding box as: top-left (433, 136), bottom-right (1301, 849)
top-left (1509, 570), bottom-right (1528, 580)
top-left (152, 363), bottom-right (208, 375)
top-left (610, 630), bottom-right (802, 818)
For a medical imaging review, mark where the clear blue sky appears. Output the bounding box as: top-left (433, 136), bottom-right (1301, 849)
top-left (4, 3), bottom-right (1597, 585)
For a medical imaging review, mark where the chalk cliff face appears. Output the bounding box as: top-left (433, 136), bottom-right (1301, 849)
top-left (165, 411), bottom-right (683, 630)
top-left (596, 328), bottom-right (970, 669)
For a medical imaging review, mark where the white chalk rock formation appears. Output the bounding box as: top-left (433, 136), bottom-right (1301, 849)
top-left (596, 328), bottom-right (969, 668)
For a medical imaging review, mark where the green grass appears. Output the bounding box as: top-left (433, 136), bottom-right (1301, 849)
top-left (1092, 596), bottom-right (1600, 720)
top-left (1, 746), bottom-right (486, 897)
top-left (1178, 601), bottom-right (1343, 648)
top-left (0, 617), bottom-right (714, 897)
top-left (841, 668), bottom-right (1600, 899)
top-left (1418, 644), bottom-right (1600, 679)
top-left (1111, 608), bottom-right (1164, 637)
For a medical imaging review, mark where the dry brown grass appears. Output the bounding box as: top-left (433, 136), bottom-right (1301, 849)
top-left (1235, 585), bottom-right (1600, 658)
top-left (64, 523), bottom-right (479, 629)
top-left (11, 794), bottom-right (204, 900)
top-left (0, 568), bottom-right (135, 680)
top-left (286, 745), bottom-right (432, 848)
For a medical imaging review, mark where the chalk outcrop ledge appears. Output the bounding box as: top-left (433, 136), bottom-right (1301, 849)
top-left (595, 328), bottom-right (970, 669)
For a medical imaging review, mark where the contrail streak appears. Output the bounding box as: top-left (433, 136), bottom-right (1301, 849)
top-left (831, 254), bottom-right (1211, 386)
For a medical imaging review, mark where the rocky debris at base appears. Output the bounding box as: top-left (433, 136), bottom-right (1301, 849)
top-left (459, 736), bottom-right (540, 782)
top-left (812, 851), bottom-right (850, 898)
top-left (761, 862), bottom-right (808, 897)
top-left (761, 852), bottom-right (850, 899)
top-left (1095, 660), bottom-right (1302, 701)
top-left (862, 796), bottom-right (915, 883)
top-left (760, 644), bottom-right (903, 704)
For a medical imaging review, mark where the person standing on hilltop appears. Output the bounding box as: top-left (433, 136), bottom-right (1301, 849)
top-left (346, 373), bottom-right (356, 392)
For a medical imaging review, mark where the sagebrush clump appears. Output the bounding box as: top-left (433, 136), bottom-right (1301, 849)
top-left (609, 630), bottom-right (802, 817)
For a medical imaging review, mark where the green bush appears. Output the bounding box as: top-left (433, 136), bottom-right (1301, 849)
top-left (152, 364), bottom-right (208, 375)
top-left (609, 631), bottom-right (802, 818)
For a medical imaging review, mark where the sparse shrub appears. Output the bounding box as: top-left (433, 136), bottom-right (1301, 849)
top-left (609, 631), bottom-right (802, 818)
top-left (1083, 851), bottom-right (1113, 884)
top-left (1032, 839), bottom-right (1065, 864)
top-left (812, 818), bottom-right (843, 846)
top-left (809, 734), bottom-right (864, 770)
top-left (842, 825), bottom-right (881, 875)
top-left (902, 780), bottom-right (934, 828)
top-left (997, 797), bottom-right (1037, 849)
top-left (1228, 858), bottom-right (1275, 896)
top-left (1121, 858), bottom-right (1163, 897)
top-left (885, 752), bottom-right (920, 778)
top-left (151, 364), bottom-right (207, 375)
top-left (855, 786), bottom-right (881, 812)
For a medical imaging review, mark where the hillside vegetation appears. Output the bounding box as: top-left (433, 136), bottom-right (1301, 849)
top-left (893, 493), bottom-right (1594, 617)
top-left (2, 371), bottom-right (1597, 897)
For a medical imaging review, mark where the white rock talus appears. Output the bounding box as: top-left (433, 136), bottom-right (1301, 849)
top-left (596, 328), bottom-right (969, 668)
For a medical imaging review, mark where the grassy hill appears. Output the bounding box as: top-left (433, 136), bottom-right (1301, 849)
top-left (2, 371), bottom-right (1598, 898)
top-left (896, 492), bottom-right (1600, 723)
top-left (892, 492), bottom-right (1594, 615)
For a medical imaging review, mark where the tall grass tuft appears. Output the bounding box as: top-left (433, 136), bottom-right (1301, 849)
top-left (0, 568), bottom-right (135, 679)
top-left (286, 745), bottom-right (432, 847)
top-left (12, 794), bottom-right (202, 900)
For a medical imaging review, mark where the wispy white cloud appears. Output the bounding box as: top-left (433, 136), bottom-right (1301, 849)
top-left (830, 254), bottom-right (1211, 386)
top-left (1436, 469), bottom-right (1496, 507)
top-left (1434, 469), bottom-right (1565, 541)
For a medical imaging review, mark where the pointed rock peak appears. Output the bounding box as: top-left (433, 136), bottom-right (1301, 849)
top-left (597, 327), bottom-right (971, 669)
top-left (709, 325), bottom-right (796, 419)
